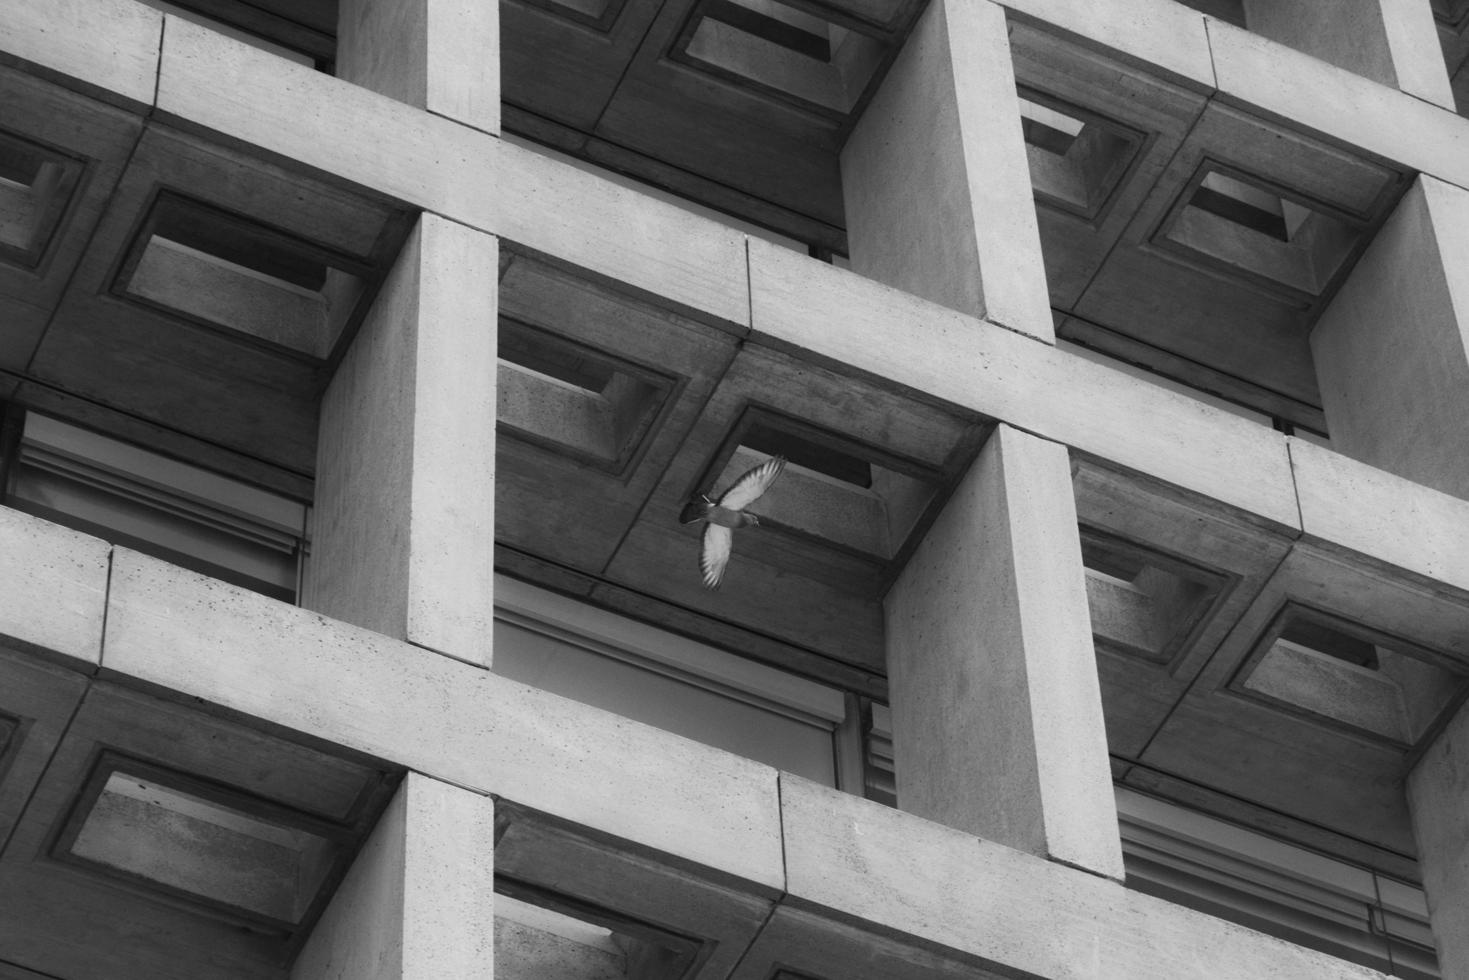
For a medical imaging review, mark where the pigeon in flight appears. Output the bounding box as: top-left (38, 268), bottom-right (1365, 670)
top-left (683, 455), bottom-right (786, 590)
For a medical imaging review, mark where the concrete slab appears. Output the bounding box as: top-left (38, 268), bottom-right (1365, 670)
top-left (100, 549), bottom-right (785, 891)
top-left (843, 0), bottom-right (1054, 340)
top-left (1381, 0), bottom-right (1456, 108)
top-left (0, 0), bottom-right (161, 110)
top-left (338, 0), bottom-right (499, 135)
top-left (293, 773), bottom-right (495, 980)
top-left (314, 214), bottom-right (498, 667)
top-left (748, 238), bottom-right (1302, 533)
top-left (1289, 437), bottom-right (1469, 596)
top-left (0, 508), bottom-right (109, 668)
top-left (1206, 15), bottom-right (1469, 191)
top-left (993, 0), bottom-right (1215, 91)
top-left (886, 425), bottom-right (1122, 878)
top-left (779, 774), bottom-right (1391, 979)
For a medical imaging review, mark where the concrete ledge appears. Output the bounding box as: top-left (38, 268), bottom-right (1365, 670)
top-left (0, 508), bottom-right (110, 669)
top-left (0, 0), bottom-right (160, 110)
top-left (1207, 15), bottom-right (1469, 191)
top-left (155, 15), bottom-right (495, 220)
top-left (778, 774), bottom-right (1391, 979)
top-left (98, 549), bottom-right (785, 892)
top-left (748, 239), bottom-right (1301, 532)
top-left (993, 0), bottom-right (1214, 91)
top-left (1289, 437), bottom-right (1469, 596)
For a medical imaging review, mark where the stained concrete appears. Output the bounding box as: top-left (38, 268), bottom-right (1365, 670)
top-left (1313, 178), bottom-right (1469, 504)
top-left (1408, 705), bottom-right (1469, 980)
top-left (312, 214), bottom-right (498, 667)
top-left (338, 0), bottom-right (499, 134)
top-left (842, 0), bottom-right (1053, 341)
top-left (0, 508), bottom-right (109, 668)
top-left (885, 424), bottom-right (1122, 879)
top-left (293, 773), bottom-right (495, 980)
top-left (0, 0), bottom-right (161, 110)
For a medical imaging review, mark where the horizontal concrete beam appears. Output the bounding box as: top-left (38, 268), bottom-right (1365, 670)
top-left (1289, 437), bottom-right (1469, 597)
top-left (747, 239), bottom-right (1302, 532)
top-left (778, 774), bottom-right (1390, 980)
top-left (98, 548), bottom-right (785, 893)
top-left (0, 509), bottom-right (109, 669)
top-left (0, 0), bottom-right (160, 110)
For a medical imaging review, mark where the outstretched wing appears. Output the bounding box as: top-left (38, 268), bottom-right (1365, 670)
top-left (700, 523), bottom-right (733, 590)
top-left (716, 456), bottom-right (786, 512)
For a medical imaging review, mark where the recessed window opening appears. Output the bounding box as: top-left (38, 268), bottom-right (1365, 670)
top-left (0, 132), bottom-right (81, 268)
top-left (1159, 164), bottom-right (1359, 296)
top-left (678, 0), bottom-right (885, 114)
top-left (56, 758), bottom-right (340, 926)
top-left (1080, 531), bottom-right (1224, 665)
top-left (1236, 607), bottom-right (1466, 745)
top-left (5, 411), bottom-right (309, 602)
top-left (1017, 90), bottom-right (1142, 220)
top-left (711, 416), bottom-right (937, 560)
top-left (496, 319), bottom-right (671, 473)
top-left (117, 193), bottom-right (368, 360)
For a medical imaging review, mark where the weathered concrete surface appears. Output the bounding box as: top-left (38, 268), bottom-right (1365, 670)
top-left (495, 918), bottom-right (622, 980)
top-left (992, 0), bottom-right (1214, 91)
top-left (749, 239), bottom-right (1301, 533)
top-left (779, 774), bottom-right (1390, 980)
top-left (0, 508), bottom-right (109, 668)
top-left (1241, 0), bottom-right (1397, 89)
top-left (1379, 0), bottom-right (1456, 108)
top-left (1313, 178), bottom-right (1469, 504)
top-left (293, 773), bottom-right (495, 980)
top-left (313, 214), bottom-right (497, 666)
top-left (1288, 437), bottom-right (1469, 596)
top-left (0, 0), bottom-right (160, 110)
top-left (843, 0), bottom-right (1053, 341)
top-left (1408, 706), bottom-right (1469, 980)
top-left (338, 0), bottom-right (499, 134)
top-left (886, 425), bottom-right (1122, 879)
top-left (100, 549), bottom-right (785, 892)
top-left (1206, 15), bottom-right (1469, 192)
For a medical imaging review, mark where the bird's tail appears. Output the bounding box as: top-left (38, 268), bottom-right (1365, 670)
top-left (678, 494), bottom-right (714, 525)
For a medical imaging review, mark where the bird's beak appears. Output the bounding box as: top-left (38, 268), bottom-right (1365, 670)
top-left (748, 515), bottom-right (760, 526)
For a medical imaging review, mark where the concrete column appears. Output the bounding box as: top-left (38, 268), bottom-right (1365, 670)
top-left (1311, 176), bottom-right (1469, 502)
top-left (840, 0), bottom-right (1052, 342)
top-left (1241, 0), bottom-right (1453, 108)
top-left (337, 0), bottom-right (499, 134)
top-left (1408, 702), bottom-right (1469, 978)
top-left (884, 424), bottom-right (1122, 879)
top-left (312, 214), bottom-right (497, 665)
top-left (293, 773), bottom-right (496, 980)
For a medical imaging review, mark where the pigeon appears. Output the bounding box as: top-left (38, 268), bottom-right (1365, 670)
top-left (683, 455), bottom-right (786, 590)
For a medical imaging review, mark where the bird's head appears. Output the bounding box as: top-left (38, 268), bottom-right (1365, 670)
top-left (746, 514), bottom-right (761, 526)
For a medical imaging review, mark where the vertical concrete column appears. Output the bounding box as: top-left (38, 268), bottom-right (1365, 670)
top-left (1408, 703), bottom-right (1469, 978)
top-left (1240, 0), bottom-right (1452, 108)
top-left (293, 773), bottom-right (496, 980)
top-left (884, 424), bottom-right (1122, 879)
top-left (312, 214), bottom-right (497, 666)
top-left (840, 0), bottom-right (1052, 342)
top-left (1312, 176), bottom-right (1469, 501)
top-left (337, 0), bottom-right (499, 133)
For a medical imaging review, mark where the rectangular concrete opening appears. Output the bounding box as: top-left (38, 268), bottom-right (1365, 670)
top-left (676, 0), bottom-right (886, 114)
top-left (1080, 529), bottom-right (1226, 666)
top-left (1018, 89), bottom-right (1142, 220)
top-left (497, 318), bottom-right (673, 473)
top-left (58, 756), bottom-right (340, 926)
top-left (0, 130), bottom-right (82, 269)
top-left (1233, 606), bottom-right (1467, 746)
top-left (1157, 164), bottom-right (1358, 297)
top-left (116, 193), bottom-right (368, 360)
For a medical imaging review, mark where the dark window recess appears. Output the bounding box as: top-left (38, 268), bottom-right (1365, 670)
top-left (1021, 115), bottom-right (1079, 157)
top-left (1280, 618), bottom-right (1379, 669)
top-left (702, 0), bottom-right (832, 60)
top-left (1189, 185), bottom-right (1290, 242)
top-left (0, 131), bottom-right (83, 269)
top-left (2, 410), bottom-right (308, 603)
top-left (743, 422), bottom-right (873, 488)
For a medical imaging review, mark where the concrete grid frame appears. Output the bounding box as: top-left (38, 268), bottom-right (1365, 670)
top-left (1, 0), bottom-right (1469, 977)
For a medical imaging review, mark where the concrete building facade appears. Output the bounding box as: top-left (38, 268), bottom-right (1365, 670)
top-left (1, 0), bottom-right (1468, 976)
